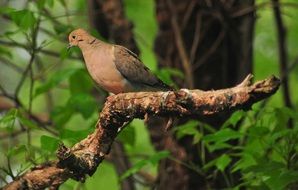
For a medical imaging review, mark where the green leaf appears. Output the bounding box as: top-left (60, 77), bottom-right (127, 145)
top-left (36, 0), bottom-right (46, 9)
top-left (54, 23), bottom-right (70, 35)
top-left (18, 115), bottom-right (38, 129)
top-left (0, 7), bottom-right (15, 14)
top-left (248, 126), bottom-right (270, 138)
top-left (120, 159), bottom-right (149, 181)
top-left (149, 151), bottom-right (170, 165)
top-left (36, 0), bottom-right (54, 8)
top-left (264, 170), bottom-right (298, 190)
top-left (34, 68), bottom-right (77, 97)
top-left (0, 109), bottom-right (18, 123)
top-left (0, 46), bottom-right (12, 58)
top-left (51, 106), bottom-right (74, 126)
top-left (273, 107), bottom-right (298, 131)
top-left (58, 0), bottom-right (66, 7)
top-left (155, 68), bottom-right (183, 87)
top-left (203, 158), bottom-right (217, 171)
top-left (47, 0), bottom-right (55, 7)
top-left (203, 128), bottom-right (242, 143)
top-left (60, 47), bottom-right (71, 60)
top-left (40, 135), bottom-right (60, 152)
top-left (0, 108), bottom-right (18, 129)
top-left (10, 10), bottom-right (36, 30)
top-left (25, 145), bottom-right (36, 161)
top-left (120, 151), bottom-right (170, 180)
top-left (193, 132), bottom-right (202, 144)
top-left (69, 69), bottom-right (93, 94)
top-left (116, 125), bottom-right (136, 146)
top-left (222, 110), bottom-right (246, 128)
top-left (232, 153), bottom-right (256, 172)
top-left (59, 128), bottom-right (92, 142)
top-left (203, 128), bottom-right (242, 152)
top-left (67, 93), bottom-right (97, 119)
top-left (244, 160), bottom-right (284, 174)
top-left (215, 154), bottom-right (231, 172)
top-left (175, 120), bottom-right (198, 138)
top-left (206, 142), bottom-right (232, 152)
top-left (174, 120), bottom-right (201, 144)
top-left (7, 145), bottom-right (27, 157)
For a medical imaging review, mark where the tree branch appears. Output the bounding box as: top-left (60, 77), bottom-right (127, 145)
top-left (2, 74), bottom-right (280, 190)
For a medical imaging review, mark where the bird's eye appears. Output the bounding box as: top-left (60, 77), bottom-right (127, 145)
top-left (72, 35), bottom-right (76, 39)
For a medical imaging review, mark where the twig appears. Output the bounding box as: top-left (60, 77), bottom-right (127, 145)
top-left (190, 12), bottom-right (202, 64)
top-left (182, 0), bottom-right (197, 30)
top-left (0, 40), bottom-right (79, 60)
top-left (232, 1), bottom-right (298, 18)
top-left (14, 20), bottom-right (40, 114)
top-left (0, 129), bottom-right (26, 139)
top-left (194, 30), bottom-right (225, 70)
top-left (6, 157), bottom-right (15, 180)
top-left (0, 89), bottom-right (58, 136)
top-left (0, 83), bottom-right (7, 95)
top-left (0, 57), bottom-right (24, 73)
top-left (166, 0), bottom-right (194, 88)
top-left (0, 174), bottom-right (8, 184)
top-left (110, 142), bottom-right (135, 190)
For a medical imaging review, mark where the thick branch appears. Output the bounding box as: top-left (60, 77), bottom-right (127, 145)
top-left (2, 75), bottom-right (280, 190)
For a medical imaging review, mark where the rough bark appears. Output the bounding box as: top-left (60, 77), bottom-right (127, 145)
top-left (2, 75), bottom-right (280, 190)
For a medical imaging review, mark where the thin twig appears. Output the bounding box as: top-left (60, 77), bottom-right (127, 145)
top-left (0, 174), bottom-right (8, 184)
top-left (0, 129), bottom-right (26, 139)
top-left (6, 157), bottom-right (15, 180)
top-left (194, 30), bottom-right (225, 70)
top-left (0, 57), bottom-right (24, 73)
top-left (28, 18), bottom-right (41, 113)
top-left (0, 83), bottom-right (7, 95)
top-left (167, 0), bottom-right (194, 88)
top-left (190, 12), bottom-right (202, 64)
top-left (232, 1), bottom-right (298, 18)
top-left (182, 0), bottom-right (197, 30)
top-left (0, 40), bottom-right (79, 60)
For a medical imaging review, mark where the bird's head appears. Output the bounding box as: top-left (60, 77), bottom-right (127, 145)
top-left (68, 28), bottom-right (95, 49)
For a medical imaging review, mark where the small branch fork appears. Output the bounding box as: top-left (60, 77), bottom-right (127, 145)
top-left (2, 74), bottom-right (280, 190)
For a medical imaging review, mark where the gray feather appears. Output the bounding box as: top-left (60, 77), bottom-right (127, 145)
top-left (113, 45), bottom-right (172, 91)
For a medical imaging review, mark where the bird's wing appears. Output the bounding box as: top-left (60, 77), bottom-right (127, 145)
top-left (113, 45), bottom-right (171, 90)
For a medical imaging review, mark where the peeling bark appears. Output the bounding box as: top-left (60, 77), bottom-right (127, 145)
top-left (2, 75), bottom-right (280, 190)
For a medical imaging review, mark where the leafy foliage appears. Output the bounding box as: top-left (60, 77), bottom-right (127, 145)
top-left (0, 0), bottom-right (298, 189)
top-left (120, 151), bottom-right (170, 181)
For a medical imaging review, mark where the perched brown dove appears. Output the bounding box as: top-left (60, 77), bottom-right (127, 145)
top-left (68, 28), bottom-right (172, 94)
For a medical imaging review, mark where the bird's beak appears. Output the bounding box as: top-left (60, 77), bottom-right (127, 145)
top-left (67, 43), bottom-right (73, 51)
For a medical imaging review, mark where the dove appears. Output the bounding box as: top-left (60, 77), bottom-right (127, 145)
top-left (67, 28), bottom-right (172, 94)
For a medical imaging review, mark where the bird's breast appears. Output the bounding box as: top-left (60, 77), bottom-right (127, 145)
top-left (82, 47), bottom-right (129, 94)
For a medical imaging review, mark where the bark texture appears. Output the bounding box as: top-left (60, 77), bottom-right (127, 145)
top-left (3, 75), bottom-right (280, 190)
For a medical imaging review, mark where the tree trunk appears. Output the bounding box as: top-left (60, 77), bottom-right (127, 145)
top-left (152, 0), bottom-right (255, 189)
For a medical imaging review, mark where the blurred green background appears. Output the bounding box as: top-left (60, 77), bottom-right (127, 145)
top-left (0, 0), bottom-right (298, 189)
